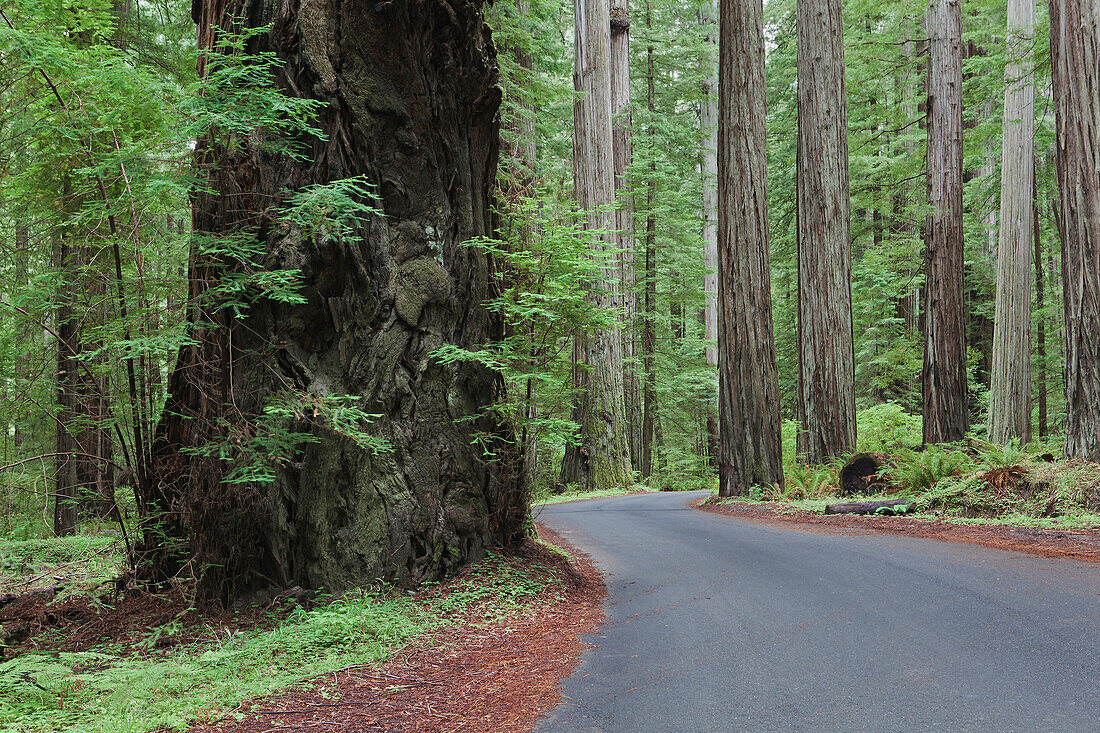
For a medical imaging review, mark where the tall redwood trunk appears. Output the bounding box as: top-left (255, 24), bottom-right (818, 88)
top-left (1050, 0), bottom-right (1100, 459)
top-left (611, 0), bottom-right (642, 471)
top-left (923, 0), bottom-right (967, 444)
top-left (640, 1), bottom-right (657, 480)
top-left (559, 0), bottom-right (633, 490)
top-left (988, 0), bottom-right (1035, 444)
top-left (795, 0), bottom-right (856, 463)
top-left (149, 0), bottom-right (524, 601)
top-left (700, 0), bottom-right (720, 467)
top-left (717, 0), bottom-right (784, 495)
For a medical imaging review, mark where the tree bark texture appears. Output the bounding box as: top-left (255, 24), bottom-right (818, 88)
top-left (611, 0), bottom-right (642, 471)
top-left (150, 0), bottom-right (524, 601)
top-left (795, 0), bottom-right (856, 464)
top-left (700, 0), bottom-right (720, 466)
top-left (923, 0), bottom-right (968, 444)
top-left (1050, 0), bottom-right (1100, 460)
top-left (559, 0), bottom-right (633, 490)
top-left (717, 0), bottom-right (784, 496)
top-left (1034, 182), bottom-right (1047, 438)
top-left (988, 0), bottom-right (1035, 445)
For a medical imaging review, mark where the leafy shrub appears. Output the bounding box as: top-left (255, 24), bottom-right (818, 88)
top-left (856, 402), bottom-right (922, 453)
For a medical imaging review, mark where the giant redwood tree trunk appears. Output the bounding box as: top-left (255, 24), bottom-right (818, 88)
top-left (717, 0), bottom-right (784, 496)
top-left (988, 0), bottom-right (1035, 445)
top-left (795, 0), bottom-right (856, 464)
top-left (148, 0), bottom-right (525, 602)
top-left (1050, 0), bottom-right (1100, 460)
top-left (923, 0), bottom-right (968, 444)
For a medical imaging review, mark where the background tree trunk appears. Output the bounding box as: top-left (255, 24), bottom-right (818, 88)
top-left (795, 0), bottom-right (856, 464)
top-left (1050, 0), bottom-right (1100, 460)
top-left (559, 0), bottom-right (633, 490)
top-left (700, 0), bottom-right (720, 467)
top-left (641, 3), bottom-right (657, 480)
top-left (923, 0), bottom-right (968, 444)
top-left (717, 0), bottom-right (784, 496)
top-left (149, 0), bottom-right (525, 602)
top-left (611, 0), bottom-right (642, 471)
top-left (988, 0), bottom-right (1035, 445)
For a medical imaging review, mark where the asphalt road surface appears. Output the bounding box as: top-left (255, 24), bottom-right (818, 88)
top-left (533, 491), bottom-right (1100, 732)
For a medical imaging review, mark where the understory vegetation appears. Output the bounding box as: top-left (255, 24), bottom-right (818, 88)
top-left (0, 547), bottom-right (561, 733)
top-left (732, 404), bottom-right (1100, 528)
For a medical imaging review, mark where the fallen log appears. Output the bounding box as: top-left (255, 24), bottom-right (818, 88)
top-left (824, 499), bottom-right (911, 516)
top-left (838, 452), bottom-right (898, 496)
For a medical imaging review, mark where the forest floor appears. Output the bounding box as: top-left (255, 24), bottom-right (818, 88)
top-left (190, 526), bottom-right (603, 733)
top-left (696, 497), bottom-right (1100, 564)
top-left (0, 527), bottom-right (604, 733)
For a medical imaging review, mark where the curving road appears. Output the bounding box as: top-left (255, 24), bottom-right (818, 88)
top-left (533, 491), bottom-right (1100, 733)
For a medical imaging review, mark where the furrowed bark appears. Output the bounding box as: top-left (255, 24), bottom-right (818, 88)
top-left (148, 0), bottom-right (525, 602)
top-left (988, 0), bottom-right (1035, 445)
top-left (795, 0), bottom-right (856, 463)
top-left (923, 0), bottom-right (968, 444)
top-left (1050, 0), bottom-right (1100, 460)
top-left (717, 0), bottom-right (784, 495)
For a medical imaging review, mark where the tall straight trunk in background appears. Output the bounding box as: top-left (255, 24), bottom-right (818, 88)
top-left (510, 0), bottom-right (540, 486)
top-left (1050, 0), bottom-right (1100, 460)
top-left (923, 0), bottom-right (967, 444)
top-left (700, 0), bottom-right (720, 466)
top-left (988, 0), bottom-right (1035, 445)
top-left (1034, 181), bottom-right (1047, 438)
top-left (795, 0), bottom-right (856, 464)
top-left (611, 0), bottom-right (642, 470)
top-left (560, 0), bottom-right (633, 490)
top-left (640, 1), bottom-right (658, 480)
top-left (717, 0), bottom-right (784, 496)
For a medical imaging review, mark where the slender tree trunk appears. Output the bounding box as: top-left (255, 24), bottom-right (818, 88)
top-left (1034, 177), bottom-right (1047, 438)
top-left (717, 0), bottom-right (784, 495)
top-left (988, 0), bottom-right (1035, 445)
top-left (700, 0), bottom-right (720, 467)
top-left (149, 0), bottom-right (524, 602)
top-left (640, 2), bottom-right (657, 480)
top-left (923, 0), bottom-right (968, 444)
top-left (1050, 0), bottom-right (1100, 460)
top-left (559, 0), bottom-right (633, 490)
top-left (795, 0), bottom-right (856, 463)
top-left (611, 0), bottom-right (642, 471)
top-left (13, 225), bottom-right (29, 449)
top-left (55, 230), bottom-right (79, 536)
top-left (506, 0), bottom-right (540, 488)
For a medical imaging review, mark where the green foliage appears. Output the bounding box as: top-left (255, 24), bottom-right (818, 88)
top-left (183, 391), bottom-right (390, 486)
top-left (428, 552), bottom-right (550, 620)
top-left (856, 403), bottom-right (922, 454)
top-left (887, 446), bottom-right (975, 493)
top-left (0, 591), bottom-right (431, 733)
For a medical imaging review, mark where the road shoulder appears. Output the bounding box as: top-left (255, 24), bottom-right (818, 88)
top-left (695, 497), bottom-right (1100, 564)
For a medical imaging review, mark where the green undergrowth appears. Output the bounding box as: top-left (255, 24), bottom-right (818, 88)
top-left (0, 549), bottom-right (565, 733)
top-left (0, 532), bottom-right (125, 597)
top-left (532, 484), bottom-right (654, 505)
top-left (703, 406), bottom-right (1100, 529)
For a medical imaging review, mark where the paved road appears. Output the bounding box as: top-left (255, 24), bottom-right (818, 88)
top-left (533, 491), bottom-right (1100, 732)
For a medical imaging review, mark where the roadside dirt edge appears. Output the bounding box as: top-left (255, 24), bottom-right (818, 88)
top-left (191, 525), bottom-right (605, 733)
top-left (694, 498), bottom-right (1100, 564)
